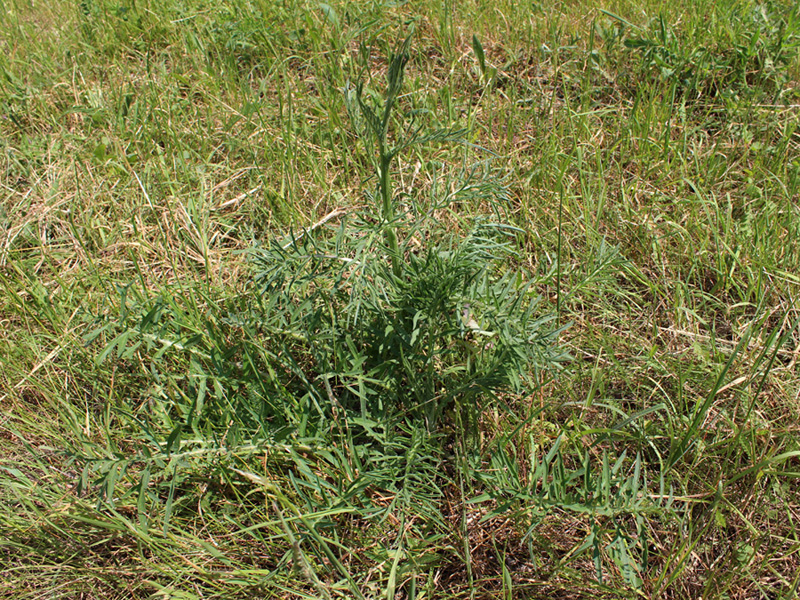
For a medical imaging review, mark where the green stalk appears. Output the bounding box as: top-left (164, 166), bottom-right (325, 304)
top-left (379, 150), bottom-right (401, 277)
top-left (376, 35), bottom-right (411, 279)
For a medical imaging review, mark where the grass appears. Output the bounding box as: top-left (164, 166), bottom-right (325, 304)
top-left (2, 0), bottom-right (800, 598)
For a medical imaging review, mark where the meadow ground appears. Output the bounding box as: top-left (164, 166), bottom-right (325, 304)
top-left (2, 0), bottom-right (800, 598)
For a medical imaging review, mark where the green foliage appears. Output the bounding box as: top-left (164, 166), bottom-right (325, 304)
top-left (249, 213), bottom-right (567, 430)
top-left (80, 37), bottom-right (567, 438)
top-left (473, 435), bottom-right (664, 590)
top-left (598, 4), bottom-right (800, 100)
top-left (3, 1), bottom-right (800, 597)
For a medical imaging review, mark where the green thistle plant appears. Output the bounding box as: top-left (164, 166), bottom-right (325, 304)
top-left (246, 35), bottom-right (570, 430)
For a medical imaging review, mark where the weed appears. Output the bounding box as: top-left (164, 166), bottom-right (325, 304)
top-left (2, 1), bottom-right (800, 597)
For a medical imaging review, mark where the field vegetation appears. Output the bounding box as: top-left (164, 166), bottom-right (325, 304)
top-left (2, 0), bottom-right (800, 597)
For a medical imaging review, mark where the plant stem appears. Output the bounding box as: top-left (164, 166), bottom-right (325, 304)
top-left (380, 150), bottom-right (401, 277)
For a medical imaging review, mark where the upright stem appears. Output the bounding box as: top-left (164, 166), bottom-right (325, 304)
top-left (373, 36), bottom-right (411, 279)
top-left (380, 149), bottom-right (401, 277)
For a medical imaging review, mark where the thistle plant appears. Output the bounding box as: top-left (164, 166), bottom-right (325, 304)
top-left (80, 37), bottom-right (569, 443)
top-left (244, 36), bottom-right (569, 431)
